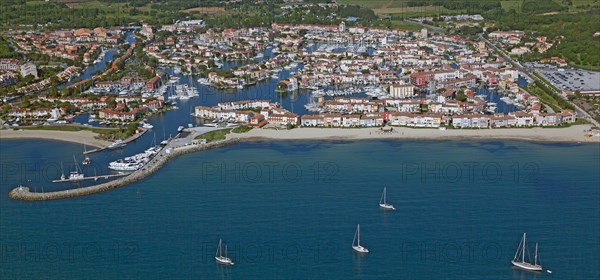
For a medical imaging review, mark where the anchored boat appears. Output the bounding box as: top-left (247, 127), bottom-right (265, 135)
top-left (379, 187), bottom-right (395, 210)
top-left (215, 239), bottom-right (234, 265)
top-left (352, 224), bottom-right (369, 254)
top-left (512, 233), bottom-right (542, 271)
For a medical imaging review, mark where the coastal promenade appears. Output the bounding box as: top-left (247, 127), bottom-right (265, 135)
top-left (8, 137), bottom-right (240, 201)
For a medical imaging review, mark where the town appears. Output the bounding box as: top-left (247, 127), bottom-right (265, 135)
top-left (1, 2), bottom-right (598, 139)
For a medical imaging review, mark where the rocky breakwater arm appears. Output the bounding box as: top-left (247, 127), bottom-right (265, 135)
top-left (8, 138), bottom-right (241, 201)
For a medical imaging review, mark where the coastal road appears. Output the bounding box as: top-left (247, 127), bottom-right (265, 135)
top-left (480, 35), bottom-right (600, 127)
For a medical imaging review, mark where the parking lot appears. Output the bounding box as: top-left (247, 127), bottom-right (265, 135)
top-left (530, 64), bottom-right (600, 91)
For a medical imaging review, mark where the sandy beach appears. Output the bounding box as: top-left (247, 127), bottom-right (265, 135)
top-left (230, 125), bottom-right (600, 143)
top-left (0, 129), bottom-right (111, 148)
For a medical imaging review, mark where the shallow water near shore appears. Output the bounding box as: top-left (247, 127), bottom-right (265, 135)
top-left (1, 139), bottom-right (599, 279)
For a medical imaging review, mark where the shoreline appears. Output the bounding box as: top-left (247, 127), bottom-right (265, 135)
top-left (0, 129), bottom-right (111, 148)
top-left (2, 124), bottom-right (598, 147)
top-left (6, 124), bottom-right (599, 201)
top-left (228, 125), bottom-right (600, 144)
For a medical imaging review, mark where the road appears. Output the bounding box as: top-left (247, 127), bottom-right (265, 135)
top-left (480, 35), bottom-right (599, 127)
top-left (404, 19), bottom-right (445, 33)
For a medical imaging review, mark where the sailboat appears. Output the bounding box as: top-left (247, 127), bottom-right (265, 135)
top-left (82, 144), bottom-right (91, 166)
top-left (352, 224), bottom-right (369, 254)
top-left (512, 233), bottom-right (542, 271)
top-left (68, 155), bottom-right (84, 181)
top-left (60, 162), bottom-right (66, 181)
top-left (215, 239), bottom-right (234, 265)
top-left (379, 187), bottom-right (395, 210)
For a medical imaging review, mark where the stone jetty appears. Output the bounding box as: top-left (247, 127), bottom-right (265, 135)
top-left (8, 138), bottom-right (240, 201)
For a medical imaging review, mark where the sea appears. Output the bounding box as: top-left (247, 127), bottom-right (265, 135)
top-left (1, 138), bottom-right (599, 279)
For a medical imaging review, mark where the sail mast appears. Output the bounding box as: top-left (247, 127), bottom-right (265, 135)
top-left (216, 239), bottom-right (222, 258)
top-left (522, 233), bottom-right (526, 263)
top-left (513, 234), bottom-right (522, 262)
top-left (534, 243), bottom-right (538, 265)
top-left (72, 155), bottom-right (80, 173)
top-left (357, 224), bottom-right (360, 246)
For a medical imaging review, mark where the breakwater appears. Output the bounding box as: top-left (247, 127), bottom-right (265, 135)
top-left (8, 138), bottom-right (240, 201)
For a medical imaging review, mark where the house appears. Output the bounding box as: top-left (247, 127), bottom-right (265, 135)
top-left (268, 113), bottom-right (300, 127)
top-left (535, 113), bottom-right (561, 126)
top-left (413, 113), bottom-right (442, 128)
top-left (301, 114), bottom-right (325, 127)
top-left (490, 115), bottom-right (516, 128)
top-left (145, 76), bottom-right (161, 91)
top-left (511, 111), bottom-right (535, 127)
top-left (452, 114), bottom-right (489, 128)
top-left (323, 114), bottom-right (343, 127)
top-left (560, 110), bottom-right (576, 123)
top-left (341, 114), bottom-right (361, 127)
top-left (249, 114), bottom-right (267, 127)
top-left (360, 113), bottom-right (385, 127)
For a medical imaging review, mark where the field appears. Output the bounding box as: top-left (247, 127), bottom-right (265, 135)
top-left (182, 7), bottom-right (226, 14)
top-left (388, 20), bottom-right (425, 31)
top-left (373, 5), bottom-right (449, 16)
top-left (195, 129), bottom-right (232, 142)
top-left (501, 0), bottom-right (523, 12)
top-left (337, 0), bottom-right (398, 9)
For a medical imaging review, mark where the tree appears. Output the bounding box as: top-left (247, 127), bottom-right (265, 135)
top-left (455, 90), bottom-right (467, 102)
top-left (106, 98), bottom-right (117, 109)
top-left (21, 97), bottom-right (31, 108)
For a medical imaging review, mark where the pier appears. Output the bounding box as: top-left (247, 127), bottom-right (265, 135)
top-left (83, 147), bottom-right (106, 154)
top-left (9, 137), bottom-right (240, 201)
top-left (51, 173), bottom-right (127, 183)
top-left (83, 127), bottom-right (147, 155)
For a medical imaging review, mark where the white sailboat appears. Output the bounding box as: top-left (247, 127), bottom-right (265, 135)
top-left (352, 224), bottom-right (369, 254)
top-left (215, 239), bottom-right (234, 265)
top-left (512, 233), bottom-right (542, 271)
top-left (68, 155), bottom-right (84, 181)
top-left (379, 187), bottom-right (395, 210)
top-left (60, 162), bottom-right (66, 181)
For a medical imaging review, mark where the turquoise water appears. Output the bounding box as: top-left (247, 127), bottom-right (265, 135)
top-left (1, 139), bottom-right (599, 279)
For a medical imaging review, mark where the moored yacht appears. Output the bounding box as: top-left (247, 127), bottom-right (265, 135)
top-left (107, 139), bottom-right (126, 149)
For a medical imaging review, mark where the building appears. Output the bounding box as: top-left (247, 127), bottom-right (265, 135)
top-left (0, 59), bottom-right (20, 71)
top-left (19, 63), bottom-right (38, 78)
top-left (339, 22), bottom-right (346, 32)
top-left (389, 84), bottom-right (415, 98)
top-left (0, 72), bottom-right (18, 86)
top-left (98, 108), bottom-right (140, 121)
top-left (268, 113), bottom-right (300, 127)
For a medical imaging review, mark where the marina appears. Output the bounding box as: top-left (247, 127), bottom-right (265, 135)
top-left (9, 135), bottom-right (239, 201)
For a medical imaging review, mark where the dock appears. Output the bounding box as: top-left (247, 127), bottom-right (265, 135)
top-left (83, 127), bottom-right (147, 155)
top-left (51, 173), bottom-right (127, 183)
top-left (83, 147), bottom-right (106, 155)
top-left (9, 134), bottom-right (240, 201)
